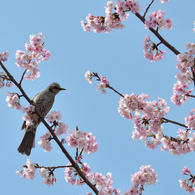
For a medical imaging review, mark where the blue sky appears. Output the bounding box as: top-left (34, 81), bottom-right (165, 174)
top-left (1, 0), bottom-right (195, 194)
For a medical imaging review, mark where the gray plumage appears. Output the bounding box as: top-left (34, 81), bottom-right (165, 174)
top-left (18, 82), bottom-right (65, 156)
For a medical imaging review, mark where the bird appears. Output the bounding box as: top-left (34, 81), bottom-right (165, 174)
top-left (17, 82), bottom-right (66, 156)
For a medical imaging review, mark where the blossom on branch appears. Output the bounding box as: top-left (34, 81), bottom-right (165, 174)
top-left (143, 36), bottom-right (165, 62)
top-left (81, 0), bottom-right (141, 33)
top-left (38, 131), bottom-right (53, 152)
top-left (46, 110), bottom-right (69, 137)
top-left (16, 159), bottom-right (36, 180)
top-left (85, 70), bottom-right (93, 84)
top-left (171, 43), bottom-right (195, 106)
top-left (65, 162), bottom-right (91, 186)
top-left (0, 51), bottom-right (9, 61)
top-left (144, 10), bottom-right (173, 30)
top-left (118, 93), bottom-right (171, 150)
top-left (179, 166), bottom-right (195, 194)
top-left (66, 129), bottom-right (98, 154)
top-left (185, 108), bottom-right (195, 130)
top-left (5, 92), bottom-right (24, 110)
top-left (15, 32), bottom-right (50, 81)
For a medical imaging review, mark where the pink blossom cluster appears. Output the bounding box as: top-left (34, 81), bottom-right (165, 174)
top-left (179, 166), bottom-right (195, 194)
top-left (143, 36), bottom-right (165, 62)
top-left (115, 0), bottom-right (142, 16)
top-left (16, 159), bottom-right (57, 186)
top-left (46, 110), bottom-right (62, 122)
top-left (85, 70), bottom-right (93, 84)
top-left (160, 129), bottom-right (192, 156)
top-left (38, 131), bottom-right (53, 152)
top-left (66, 129), bottom-right (98, 154)
top-left (22, 114), bottom-right (34, 126)
top-left (81, 6), bottom-right (125, 33)
top-left (87, 172), bottom-right (120, 195)
top-left (97, 76), bottom-right (109, 94)
top-left (5, 92), bottom-right (23, 110)
top-left (39, 111), bottom-right (69, 151)
top-left (171, 44), bottom-right (195, 106)
top-left (39, 168), bottom-right (57, 186)
top-left (161, 0), bottom-right (170, 3)
top-left (15, 32), bottom-right (51, 81)
top-left (21, 105), bottom-right (36, 126)
top-left (0, 51), bottom-right (9, 61)
top-left (118, 93), bottom-right (170, 149)
top-left (65, 162), bottom-right (91, 186)
top-left (85, 70), bottom-right (109, 94)
top-left (0, 79), bottom-right (14, 88)
top-left (46, 110), bottom-right (69, 137)
top-left (185, 108), bottom-right (195, 130)
top-left (5, 92), bottom-right (40, 127)
top-left (81, 0), bottom-right (141, 33)
top-left (144, 10), bottom-right (173, 30)
top-left (122, 165), bottom-right (158, 195)
top-left (16, 159), bottom-right (36, 180)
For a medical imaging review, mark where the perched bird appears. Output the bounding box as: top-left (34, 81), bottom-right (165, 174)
top-left (17, 82), bottom-right (65, 156)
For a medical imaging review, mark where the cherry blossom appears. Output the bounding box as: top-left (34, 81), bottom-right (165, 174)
top-left (38, 131), bottom-right (53, 152)
top-left (15, 32), bottom-right (50, 81)
top-left (171, 43), bottom-right (195, 106)
top-left (81, 0), bottom-right (141, 33)
top-left (85, 70), bottom-right (93, 84)
top-left (66, 129), bottom-right (98, 154)
top-left (179, 166), bottom-right (195, 194)
top-left (46, 110), bottom-right (62, 123)
top-left (143, 36), bottom-right (165, 62)
top-left (16, 159), bottom-right (36, 180)
top-left (122, 165), bottom-right (158, 195)
top-left (0, 51), bottom-right (9, 61)
top-left (5, 92), bottom-right (24, 110)
top-left (144, 10), bottom-right (173, 30)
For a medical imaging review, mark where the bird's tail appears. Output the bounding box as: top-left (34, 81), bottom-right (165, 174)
top-left (17, 126), bottom-right (36, 156)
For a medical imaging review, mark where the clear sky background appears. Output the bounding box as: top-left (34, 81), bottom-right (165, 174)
top-left (1, 0), bottom-right (195, 194)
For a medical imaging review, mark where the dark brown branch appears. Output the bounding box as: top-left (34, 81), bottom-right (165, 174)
top-left (107, 85), bottom-right (124, 97)
top-left (135, 12), bottom-right (180, 56)
top-left (186, 94), bottom-right (195, 98)
top-left (19, 69), bottom-right (27, 85)
top-left (162, 117), bottom-right (188, 129)
top-left (0, 61), bottom-right (33, 104)
top-left (143, 0), bottom-right (154, 18)
top-left (34, 164), bottom-right (72, 170)
top-left (0, 61), bottom-right (99, 195)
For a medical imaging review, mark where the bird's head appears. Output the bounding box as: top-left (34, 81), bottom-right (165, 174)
top-left (48, 82), bottom-right (66, 95)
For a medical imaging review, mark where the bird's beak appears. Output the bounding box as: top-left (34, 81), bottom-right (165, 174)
top-left (59, 88), bottom-right (66, 90)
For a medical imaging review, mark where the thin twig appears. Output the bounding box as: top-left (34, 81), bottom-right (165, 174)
top-left (143, 0), bottom-right (154, 18)
top-left (34, 165), bottom-right (72, 170)
top-left (107, 85), bottom-right (124, 97)
top-left (19, 69), bottom-right (27, 85)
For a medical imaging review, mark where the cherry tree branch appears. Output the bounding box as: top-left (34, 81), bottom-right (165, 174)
top-left (162, 117), bottom-right (189, 129)
top-left (34, 164), bottom-right (72, 170)
top-left (186, 94), bottom-right (195, 98)
top-left (19, 69), bottom-right (27, 85)
top-left (104, 79), bottom-right (188, 130)
top-left (143, 0), bottom-right (154, 18)
top-left (0, 61), bottom-right (99, 195)
top-left (135, 12), bottom-right (180, 55)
